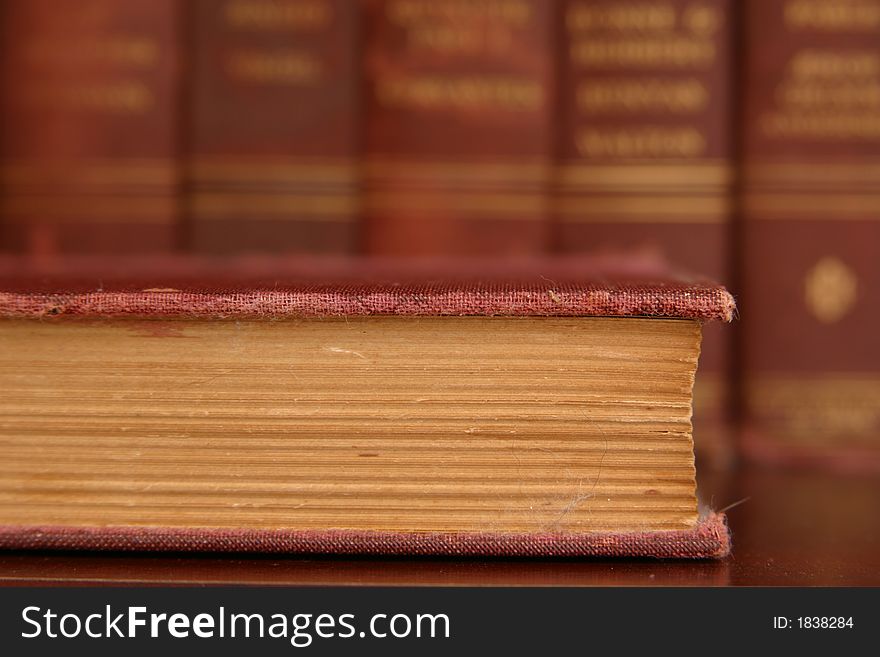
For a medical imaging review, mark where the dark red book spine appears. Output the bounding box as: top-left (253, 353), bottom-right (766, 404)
top-left (187, 0), bottom-right (360, 254)
top-left (0, 0), bottom-right (182, 257)
top-left (362, 0), bottom-right (553, 256)
top-left (554, 0), bottom-right (735, 464)
top-left (740, 0), bottom-right (880, 471)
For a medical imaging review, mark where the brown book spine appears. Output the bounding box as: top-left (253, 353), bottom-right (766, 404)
top-left (188, 0), bottom-right (360, 254)
top-left (0, 0), bottom-right (182, 257)
top-left (740, 0), bottom-right (880, 471)
top-left (362, 0), bottom-right (553, 256)
top-left (555, 0), bottom-right (735, 465)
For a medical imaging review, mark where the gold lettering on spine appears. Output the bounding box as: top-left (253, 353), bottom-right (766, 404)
top-left (374, 0), bottom-right (545, 112)
top-left (567, 1), bottom-right (720, 69)
top-left (223, 0), bottom-right (332, 86)
top-left (22, 38), bottom-right (159, 68)
top-left (578, 78), bottom-right (708, 113)
top-left (567, 4), bottom-right (676, 31)
top-left (761, 1), bottom-right (880, 141)
top-left (576, 127), bottom-right (705, 158)
top-left (785, 0), bottom-right (880, 31)
top-left (570, 38), bottom-right (716, 69)
top-left (224, 0), bottom-right (330, 29)
top-left (566, 2), bottom-right (721, 159)
top-left (377, 77), bottom-right (542, 112)
top-left (14, 36), bottom-right (161, 114)
top-left (791, 51), bottom-right (880, 78)
top-left (20, 83), bottom-right (153, 113)
top-left (387, 0), bottom-right (530, 55)
top-left (387, 1), bottom-right (531, 25)
top-left (386, 0), bottom-right (534, 56)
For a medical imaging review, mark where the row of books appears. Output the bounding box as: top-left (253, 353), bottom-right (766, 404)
top-left (4, 0), bottom-right (729, 259)
top-left (1, 0), bottom-right (879, 472)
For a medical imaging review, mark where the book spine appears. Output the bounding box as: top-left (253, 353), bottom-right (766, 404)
top-left (740, 0), bottom-right (880, 471)
top-left (0, 0), bottom-right (182, 257)
top-left (362, 0), bottom-right (553, 256)
top-left (555, 0), bottom-right (735, 465)
top-left (187, 0), bottom-right (360, 254)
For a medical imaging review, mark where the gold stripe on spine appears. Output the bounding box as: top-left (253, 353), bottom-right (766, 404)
top-left (556, 195), bottom-right (730, 222)
top-left (365, 159), bottom-right (551, 184)
top-left (743, 192), bottom-right (880, 219)
top-left (558, 162), bottom-right (733, 188)
top-left (747, 376), bottom-right (880, 444)
top-left (744, 161), bottom-right (880, 186)
top-left (743, 161), bottom-right (880, 218)
top-left (555, 161), bottom-right (731, 223)
top-left (366, 191), bottom-right (546, 217)
top-left (363, 159), bottom-right (549, 218)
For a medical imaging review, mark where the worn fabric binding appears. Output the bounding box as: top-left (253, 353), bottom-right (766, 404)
top-left (0, 280), bottom-right (734, 322)
top-left (0, 514), bottom-right (730, 559)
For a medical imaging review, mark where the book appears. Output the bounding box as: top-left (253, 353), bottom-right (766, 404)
top-left (0, 551), bottom-right (732, 585)
top-left (0, 0), bottom-right (182, 257)
top-left (187, 0), bottom-right (360, 254)
top-left (740, 0), bottom-right (880, 471)
top-left (0, 258), bottom-right (733, 558)
top-left (554, 0), bottom-right (736, 466)
top-left (362, 0), bottom-right (553, 256)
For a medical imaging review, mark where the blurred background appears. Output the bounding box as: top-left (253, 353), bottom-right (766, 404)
top-left (0, 0), bottom-right (878, 583)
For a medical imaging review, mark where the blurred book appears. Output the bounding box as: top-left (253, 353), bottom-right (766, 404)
top-left (0, 0), bottom-right (183, 257)
top-left (361, 0), bottom-right (552, 255)
top-left (187, 0), bottom-right (360, 254)
top-left (739, 0), bottom-right (880, 472)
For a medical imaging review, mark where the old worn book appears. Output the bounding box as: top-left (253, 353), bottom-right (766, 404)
top-left (0, 259), bottom-right (733, 557)
top-left (362, 0), bottom-right (553, 255)
top-left (187, 0), bottom-right (360, 254)
top-left (0, 0), bottom-right (183, 257)
top-left (554, 0), bottom-right (736, 467)
top-left (740, 0), bottom-right (880, 471)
